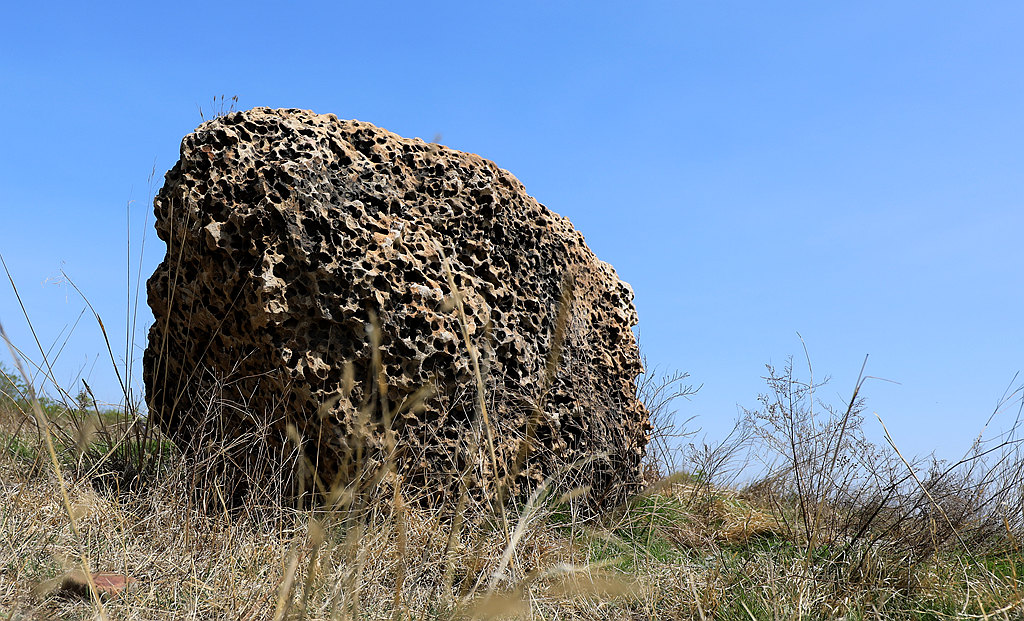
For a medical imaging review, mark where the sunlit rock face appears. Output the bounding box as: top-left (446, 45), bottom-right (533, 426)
top-left (143, 107), bottom-right (648, 507)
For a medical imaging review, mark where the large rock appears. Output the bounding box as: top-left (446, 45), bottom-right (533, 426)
top-left (143, 107), bottom-right (648, 507)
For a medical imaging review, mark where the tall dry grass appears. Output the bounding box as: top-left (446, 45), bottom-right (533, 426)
top-left (2, 219), bottom-right (1024, 618)
top-left (4, 329), bottom-right (1024, 619)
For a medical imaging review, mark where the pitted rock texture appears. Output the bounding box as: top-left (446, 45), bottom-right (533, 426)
top-left (144, 107), bottom-right (649, 506)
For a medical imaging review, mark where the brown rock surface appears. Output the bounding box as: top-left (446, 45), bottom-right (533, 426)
top-left (143, 107), bottom-right (649, 506)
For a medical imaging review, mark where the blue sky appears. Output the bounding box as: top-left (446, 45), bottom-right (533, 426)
top-left (1, 2), bottom-right (1021, 463)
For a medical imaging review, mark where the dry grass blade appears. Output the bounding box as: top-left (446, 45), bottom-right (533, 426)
top-left (481, 478), bottom-right (552, 596)
top-left (511, 272), bottom-right (574, 492)
top-left (298, 518), bottom-right (325, 621)
top-left (272, 552), bottom-right (300, 621)
top-left (433, 239), bottom-right (508, 536)
top-left (877, 412), bottom-right (980, 566)
top-left (688, 574), bottom-right (707, 621)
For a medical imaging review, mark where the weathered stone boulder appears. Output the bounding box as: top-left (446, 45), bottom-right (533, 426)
top-left (143, 107), bottom-right (648, 507)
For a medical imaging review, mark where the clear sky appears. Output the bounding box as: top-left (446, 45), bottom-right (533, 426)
top-left (1, 2), bottom-right (1021, 464)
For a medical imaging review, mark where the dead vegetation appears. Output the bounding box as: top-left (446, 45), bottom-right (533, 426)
top-left (2, 251), bottom-right (1024, 619)
top-left (2, 340), bottom-right (1024, 620)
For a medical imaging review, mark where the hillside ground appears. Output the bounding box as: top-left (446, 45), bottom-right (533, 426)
top-left (2, 356), bottom-right (1023, 620)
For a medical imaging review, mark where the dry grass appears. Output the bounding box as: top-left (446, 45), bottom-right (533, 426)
top-left (0, 440), bottom-right (637, 619)
top-left (3, 398), bottom-right (1024, 620)
top-left (2, 253), bottom-right (1024, 619)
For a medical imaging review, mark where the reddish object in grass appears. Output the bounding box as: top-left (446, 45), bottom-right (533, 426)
top-left (59, 570), bottom-right (139, 600)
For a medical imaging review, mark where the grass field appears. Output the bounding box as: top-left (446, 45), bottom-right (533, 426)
top-left (2, 347), bottom-right (1023, 620)
top-left (2, 239), bottom-right (1023, 620)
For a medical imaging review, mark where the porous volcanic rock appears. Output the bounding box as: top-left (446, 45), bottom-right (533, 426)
top-left (143, 107), bottom-right (649, 506)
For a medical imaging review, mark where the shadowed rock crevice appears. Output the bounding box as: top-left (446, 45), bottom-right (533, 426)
top-left (143, 107), bottom-right (649, 507)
